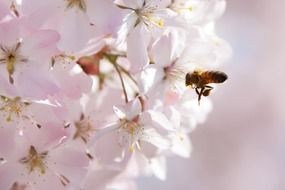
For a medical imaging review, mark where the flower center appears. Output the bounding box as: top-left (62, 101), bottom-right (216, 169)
top-left (0, 42), bottom-right (28, 84)
top-left (135, 3), bottom-right (164, 28)
top-left (162, 62), bottom-right (189, 94)
top-left (65, 0), bottom-right (87, 12)
top-left (19, 146), bottom-right (48, 175)
top-left (164, 63), bottom-right (186, 82)
top-left (73, 113), bottom-right (95, 143)
top-left (119, 117), bottom-right (144, 152)
top-left (0, 95), bottom-right (30, 122)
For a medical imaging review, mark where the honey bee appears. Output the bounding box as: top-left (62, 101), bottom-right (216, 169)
top-left (185, 69), bottom-right (228, 104)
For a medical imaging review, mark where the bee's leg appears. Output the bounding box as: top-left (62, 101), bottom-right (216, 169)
top-left (195, 88), bottom-right (200, 95)
top-left (198, 87), bottom-right (204, 105)
top-left (203, 86), bottom-right (213, 97)
top-left (205, 85), bottom-right (213, 89)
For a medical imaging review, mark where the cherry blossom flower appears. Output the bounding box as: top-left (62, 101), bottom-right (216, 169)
top-left (114, 0), bottom-right (177, 72)
top-left (0, 123), bottom-right (89, 190)
top-left (90, 98), bottom-right (171, 167)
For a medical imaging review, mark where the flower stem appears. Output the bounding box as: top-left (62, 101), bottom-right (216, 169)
top-left (111, 61), bottom-right (129, 103)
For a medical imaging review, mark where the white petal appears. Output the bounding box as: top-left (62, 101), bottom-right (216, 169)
top-left (141, 110), bottom-right (174, 131)
top-left (151, 33), bottom-right (172, 67)
top-left (141, 128), bottom-right (170, 150)
top-left (149, 156), bottom-right (167, 180)
top-left (127, 24), bottom-right (150, 73)
top-left (114, 0), bottom-right (143, 9)
top-left (170, 133), bottom-right (192, 158)
top-left (138, 65), bottom-right (164, 94)
top-left (113, 98), bottom-right (142, 120)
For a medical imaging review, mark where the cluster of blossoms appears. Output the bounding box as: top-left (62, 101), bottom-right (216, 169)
top-left (0, 0), bottom-right (231, 189)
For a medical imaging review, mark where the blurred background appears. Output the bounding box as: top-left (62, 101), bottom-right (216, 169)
top-left (138, 0), bottom-right (285, 189)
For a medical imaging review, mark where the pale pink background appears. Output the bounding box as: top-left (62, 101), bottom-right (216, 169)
top-left (138, 0), bottom-right (285, 189)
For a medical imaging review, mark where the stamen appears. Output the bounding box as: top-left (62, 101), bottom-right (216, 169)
top-left (133, 1), bottom-right (165, 28)
top-left (10, 182), bottom-right (29, 190)
top-left (0, 96), bottom-right (30, 122)
top-left (73, 113), bottom-right (95, 143)
top-left (119, 118), bottom-right (144, 152)
top-left (65, 0), bottom-right (87, 12)
top-left (57, 174), bottom-right (70, 187)
top-left (51, 53), bottom-right (76, 67)
top-left (0, 42), bottom-right (28, 84)
top-left (19, 146), bottom-right (48, 174)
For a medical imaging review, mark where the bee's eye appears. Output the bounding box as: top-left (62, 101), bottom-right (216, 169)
top-left (185, 73), bottom-right (192, 86)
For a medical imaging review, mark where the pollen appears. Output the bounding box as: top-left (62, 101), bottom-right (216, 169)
top-left (0, 42), bottom-right (28, 84)
top-left (19, 146), bottom-right (48, 175)
top-left (0, 95), bottom-right (30, 122)
top-left (148, 17), bottom-right (164, 28)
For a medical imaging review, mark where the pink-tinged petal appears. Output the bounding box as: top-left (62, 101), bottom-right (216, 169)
top-left (14, 69), bottom-right (60, 99)
top-left (21, 0), bottom-right (59, 29)
top-left (163, 90), bottom-right (180, 106)
top-left (91, 125), bottom-right (130, 166)
top-left (127, 24), bottom-right (150, 73)
top-left (0, 2), bottom-right (11, 20)
top-left (0, 18), bottom-right (20, 46)
top-left (87, 0), bottom-right (124, 35)
top-left (56, 10), bottom-right (95, 53)
top-left (113, 98), bottom-right (142, 120)
top-left (31, 169), bottom-right (66, 190)
top-left (22, 29), bottom-right (60, 61)
top-left (51, 64), bottom-right (93, 99)
top-left (0, 127), bottom-right (16, 157)
top-left (48, 146), bottom-right (89, 187)
top-left (83, 168), bottom-right (121, 190)
top-left (0, 74), bottom-right (18, 96)
top-left (19, 122), bottom-right (67, 151)
top-left (0, 163), bottom-right (23, 190)
top-left (29, 102), bottom-right (62, 125)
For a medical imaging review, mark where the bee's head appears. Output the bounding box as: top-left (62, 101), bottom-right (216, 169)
top-left (185, 72), bottom-right (199, 87)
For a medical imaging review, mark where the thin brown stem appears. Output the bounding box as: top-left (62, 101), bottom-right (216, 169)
top-left (117, 64), bottom-right (138, 86)
top-left (111, 61), bottom-right (129, 103)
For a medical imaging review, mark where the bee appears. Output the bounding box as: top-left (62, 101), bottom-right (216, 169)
top-left (185, 69), bottom-right (228, 104)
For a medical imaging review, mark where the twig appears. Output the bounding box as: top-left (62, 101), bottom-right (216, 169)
top-left (110, 61), bottom-right (129, 103)
top-left (117, 64), bottom-right (138, 86)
